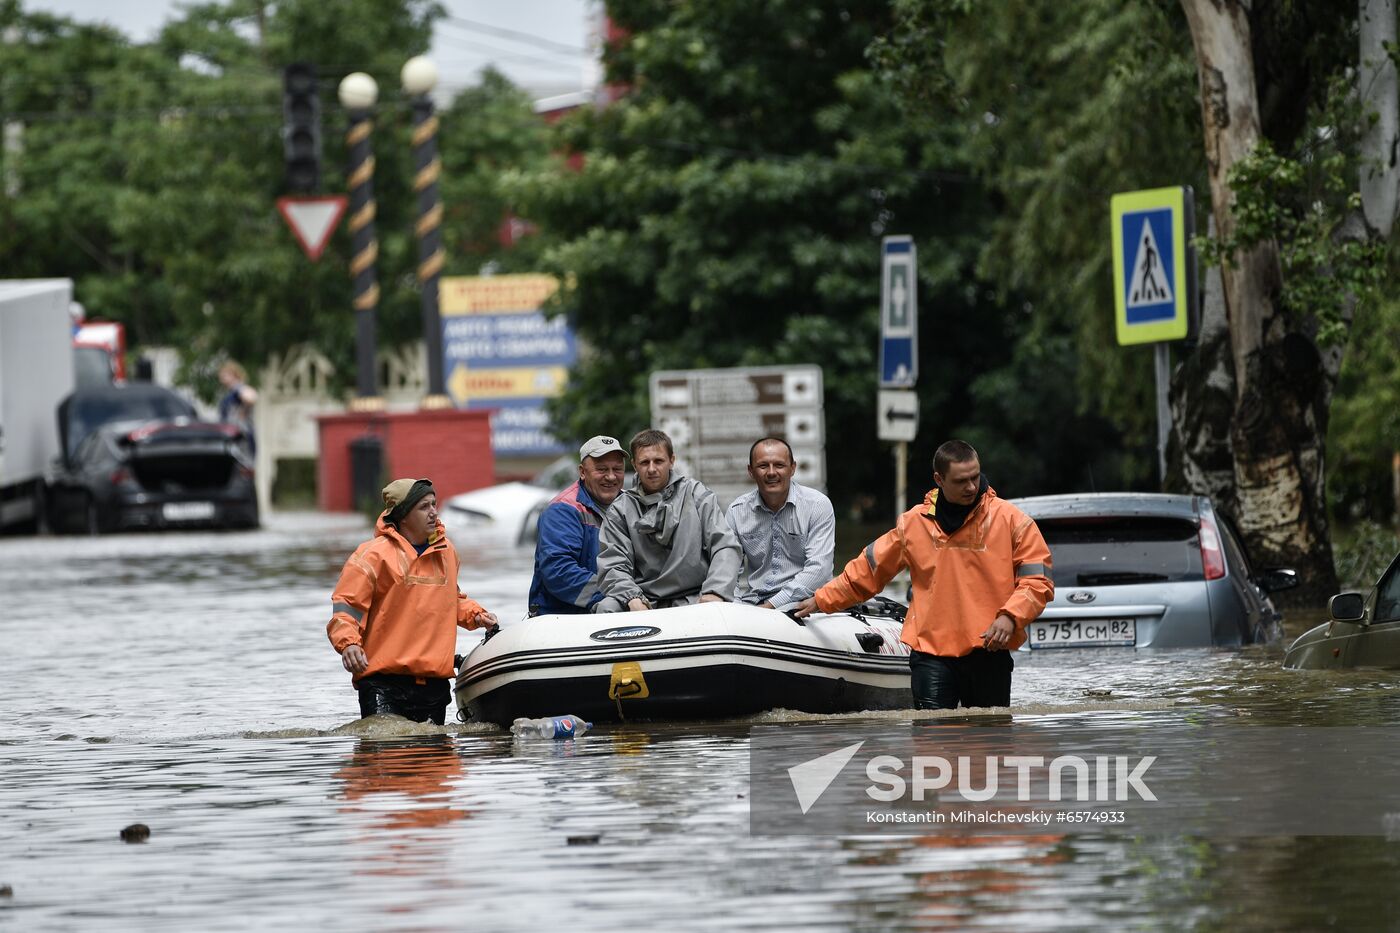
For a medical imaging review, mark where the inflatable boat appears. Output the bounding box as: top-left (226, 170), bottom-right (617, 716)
top-left (455, 600), bottom-right (913, 726)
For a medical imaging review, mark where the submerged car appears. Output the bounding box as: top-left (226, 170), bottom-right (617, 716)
top-left (48, 384), bottom-right (258, 533)
top-left (1283, 550), bottom-right (1400, 669)
top-left (1012, 493), bottom-right (1296, 649)
top-left (443, 456), bottom-right (578, 546)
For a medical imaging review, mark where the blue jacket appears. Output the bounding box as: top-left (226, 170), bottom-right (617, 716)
top-left (528, 481), bottom-right (607, 615)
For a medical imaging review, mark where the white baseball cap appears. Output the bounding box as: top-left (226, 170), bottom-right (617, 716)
top-left (579, 435), bottom-right (625, 462)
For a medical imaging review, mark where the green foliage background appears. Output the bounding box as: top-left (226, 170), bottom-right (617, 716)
top-left (0, 0), bottom-right (1395, 528)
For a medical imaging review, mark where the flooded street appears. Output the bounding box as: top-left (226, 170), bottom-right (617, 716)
top-left (4, 515), bottom-right (1400, 930)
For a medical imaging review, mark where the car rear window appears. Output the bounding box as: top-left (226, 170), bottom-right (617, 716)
top-left (64, 391), bottom-right (198, 458)
top-left (1038, 516), bottom-right (1204, 586)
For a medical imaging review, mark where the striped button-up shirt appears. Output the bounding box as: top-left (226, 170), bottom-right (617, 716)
top-left (725, 481), bottom-right (836, 612)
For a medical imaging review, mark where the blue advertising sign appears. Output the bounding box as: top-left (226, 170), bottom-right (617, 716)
top-left (439, 275), bottom-right (575, 456)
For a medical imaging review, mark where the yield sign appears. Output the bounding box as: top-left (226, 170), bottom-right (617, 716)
top-left (276, 195), bottom-right (347, 261)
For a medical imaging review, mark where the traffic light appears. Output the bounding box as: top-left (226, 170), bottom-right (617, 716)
top-left (282, 62), bottom-right (321, 193)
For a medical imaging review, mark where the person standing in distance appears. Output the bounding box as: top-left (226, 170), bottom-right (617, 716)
top-left (217, 360), bottom-right (258, 453)
top-left (528, 435), bottom-right (627, 615)
top-left (794, 440), bottom-right (1053, 709)
top-left (726, 437), bottom-right (835, 612)
top-left (327, 478), bottom-right (498, 724)
top-left (596, 429), bottom-right (741, 611)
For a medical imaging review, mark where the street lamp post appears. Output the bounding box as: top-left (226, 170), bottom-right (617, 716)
top-left (401, 55), bottom-right (450, 409)
top-left (337, 71), bottom-right (383, 411)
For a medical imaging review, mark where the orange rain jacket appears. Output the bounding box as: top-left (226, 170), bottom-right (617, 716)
top-left (814, 485), bottom-right (1053, 656)
top-left (327, 514), bottom-right (491, 683)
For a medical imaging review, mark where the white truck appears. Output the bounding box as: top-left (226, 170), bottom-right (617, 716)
top-left (0, 279), bottom-right (77, 532)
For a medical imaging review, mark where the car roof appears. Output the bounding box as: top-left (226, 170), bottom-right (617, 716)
top-left (63, 383), bottom-right (186, 403)
top-left (58, 383), bottom-right (199, 458)
top-left (1010, 492), bottom-right (1203, 521)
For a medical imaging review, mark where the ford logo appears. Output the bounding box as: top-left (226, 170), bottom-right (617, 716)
top-left (1067, 591), bottom-right (1096, 604)
top-left (589, 626), bottom-right (661, 641)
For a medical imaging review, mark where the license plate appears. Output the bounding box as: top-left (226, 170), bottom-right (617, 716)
top-left (1028, 618), bottom-right (1136, 648)
top-left (162, 501), bottom-right (215, 521)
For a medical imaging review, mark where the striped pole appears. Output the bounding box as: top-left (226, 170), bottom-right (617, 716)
top-left (403, 57), bottom-right (450, 409)
top-left (410, 97), bottom-right (448, 406)
top-left (338, 72), bottom-right (383, 410)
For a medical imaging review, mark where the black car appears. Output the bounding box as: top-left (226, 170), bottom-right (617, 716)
top-left (48, 384), bottom-right (259, 534)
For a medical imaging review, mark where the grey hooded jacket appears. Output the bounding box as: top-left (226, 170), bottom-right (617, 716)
top-left (596, 472), bottom-right (741, 608)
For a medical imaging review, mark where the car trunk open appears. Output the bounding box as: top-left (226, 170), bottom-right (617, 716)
top-left (126, 426), bottom-right (240, 492)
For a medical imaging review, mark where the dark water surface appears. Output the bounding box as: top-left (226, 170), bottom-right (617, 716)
top-left (3, 515), bottom-right (1400, 930)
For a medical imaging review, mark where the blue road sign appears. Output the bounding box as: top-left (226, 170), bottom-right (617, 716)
top-left (1111, 187), bottom-right (1194, 345)
top-left (879, 236), bottom-right (918, 388)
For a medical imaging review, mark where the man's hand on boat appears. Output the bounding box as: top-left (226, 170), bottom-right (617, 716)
top-left (792, 597), bottom-right (819, 619)
top-left (627, 597), bottom-right (652, 612)
top-left (981, 613), bottom-right (1015, 650)
top-left (341, 645), bottom-right (369, 674)
top-left (473, 610), bottom-right (500, 629)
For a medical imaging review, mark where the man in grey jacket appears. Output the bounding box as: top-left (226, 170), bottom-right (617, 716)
top-left (596, 429), bottom-right (741, 612)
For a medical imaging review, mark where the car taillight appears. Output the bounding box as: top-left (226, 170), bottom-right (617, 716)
top-left (1199, 513), bottom-right (1226, 580)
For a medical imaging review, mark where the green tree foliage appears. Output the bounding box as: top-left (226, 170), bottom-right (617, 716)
top-left (438, 67), bottom-right (551, 273)
top-left (1329, 289), bottom-right (1400, 521)
top-left (872, 0), bottom-right (1205, 483)
top-left (0, 0), bottom-right (545, 396)
top-left (1198, 73), bottom-right (1387, 349)
top-left (876, 0), bottom-right (1396, 530)
top-left (510, 0), bottom-right (1128, 507)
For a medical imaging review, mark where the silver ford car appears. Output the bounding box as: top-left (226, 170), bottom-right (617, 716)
top-left (1010, 493), bottom-right (1296, 649)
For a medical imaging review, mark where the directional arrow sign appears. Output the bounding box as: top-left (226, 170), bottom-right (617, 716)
top-left (879, 235), bottom-right (918, 388)
top-left (277, 195), bottom-right (348, 261)
top-left (877, 389), bottom-right (918, 442)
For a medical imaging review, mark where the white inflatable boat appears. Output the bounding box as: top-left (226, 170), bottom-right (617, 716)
top-left (455, 600), bottom-right (913, 726)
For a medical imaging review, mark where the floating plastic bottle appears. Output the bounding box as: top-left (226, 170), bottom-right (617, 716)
top-left (510, 715), bottom-right (592, 739)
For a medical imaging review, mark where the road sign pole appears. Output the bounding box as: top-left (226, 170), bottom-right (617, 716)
top-left (1154, 342), bottom-right (1170, 485)
top-left (895, 441), bottom-right (908, 526)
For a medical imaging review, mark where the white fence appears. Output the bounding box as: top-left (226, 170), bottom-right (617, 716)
top-left (253, 343), bottom-right (428, 512)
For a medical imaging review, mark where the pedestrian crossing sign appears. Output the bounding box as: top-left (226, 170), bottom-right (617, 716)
top-left (1111, 186), bottom-right (1195, 345)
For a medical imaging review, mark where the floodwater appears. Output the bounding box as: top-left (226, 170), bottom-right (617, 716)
top-left (3, 514), bottom-right (1400, 930)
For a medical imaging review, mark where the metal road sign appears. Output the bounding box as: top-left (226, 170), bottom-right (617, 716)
top-left (276, 196), bottom-right (347, 261)
top-left (440, 274), bottom-right (575, 456)
top-left (650, 365), bottom-right (826, 505)
top-left (879, 235), bottom-right (918, 387)
top-left (1111, 187), bottom-right (1196, 345)
top-left (877, 389), bottom-right (918, 442)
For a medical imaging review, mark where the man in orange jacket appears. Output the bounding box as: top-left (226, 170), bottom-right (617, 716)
top-left (795, 440), bottom-right (1052, 708)
top-left (327, 478), bottom-right (498, 724)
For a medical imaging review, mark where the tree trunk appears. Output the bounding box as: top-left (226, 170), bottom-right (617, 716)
top-left (1360, 1), bottom-right (1400, 531)
top-left (1360, 0), bottom-right (1399, 236)
top-left (1168, 218), bottom-right (1236, 512)
top-left (1180, 0), bottom-right (1340, 606)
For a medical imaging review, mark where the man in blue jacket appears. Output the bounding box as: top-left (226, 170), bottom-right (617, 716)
top-left (528, 435), bottom-right (627, 615)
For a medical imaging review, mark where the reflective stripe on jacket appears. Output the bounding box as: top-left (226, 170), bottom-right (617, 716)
top-left (814, 485), bottom-right (1053, 656)
top-left (327, 514), bottom-right (489, 682)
